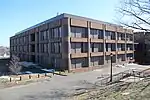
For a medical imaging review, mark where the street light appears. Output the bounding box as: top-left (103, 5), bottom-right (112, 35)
top-left (110, 53), bottom-right (113, 82)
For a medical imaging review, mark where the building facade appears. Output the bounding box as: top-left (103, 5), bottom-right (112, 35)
top-left (10, 13), bottom-right (134, 72)
top-left (134, 32), bottom-right (150, 64)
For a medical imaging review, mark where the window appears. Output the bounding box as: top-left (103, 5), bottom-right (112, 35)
top-left (105, 31), bottom-right (116, 40)
top-left (90, 29), bottom-right (98, 39)
top-left (41, 43), bottom-right (48, 53)
top-left (91, 57), bottom-right (102, 66)
top-left (81, 43), bottom-right (88, 53)
top-left (31, 45), bottom-right (35, 52)
top-left (111, 32), bottom-right (116, 40)
top-left (71, 43), bottom-right (87, 53)
top-left (121, 33), bottom-right (125, 40)
top-left (53, 57), bottom-right (61, 69)
top-left (23, 36), bottom-right (26, 43)
top-left (105, 55), bottom-right (110, 63)
top-left (90, 29), bottom-right (103, 39)
top-left (105, 31), bottom-right (111, 39)
top-left (40, 30), bottom-right (48, 41)
top-left (26, 36), bottom-right (29, 43)
top-left (44, 44), bottom-right (48, 53)
top-left (91, 43), bottom-right (94, 52)
top-left (31, 34), bottom-right (35, 41)
top-left (41, 44), bottom-right (44, 53)
top-left (37, 32), bottom-right (39, 42)
top-left (71, 26), bottom-right (87, 38)
top-left (111, 44), bottom-right (116, 51)
top-left (37, 44), bottom-right (39, 53)
top-left (117, 44), bottom-right (121, 51)
top-left (71, 58), bottom-right (88, 68)
top-left (99, 43), bottom-right (103, 52)
top-left (106, 43), bottom-right (108, 51)
top-left (117, 33), bottom-right (125, 40)
top-left (51, 27), bottom-right (62, 38)
top-left (19, 38), bottom-right (21, 44)
top-left (51, 42), bottom-right (61, 53)
top-left (99, 30), bottom-right (103, 39)
top-left (129, 34), bottom-right (133, 41)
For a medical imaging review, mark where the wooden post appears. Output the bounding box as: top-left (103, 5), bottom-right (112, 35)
top-left (45, 73), bottom-right (47, 77)
top-left (38, 74), bottom-right (40, 78)
top-left (20, 76), bottom-right (22, 81)
top-left (10, 77), bottom-right (12, 82)
top-left (29, 75), bottom-right (31, 79)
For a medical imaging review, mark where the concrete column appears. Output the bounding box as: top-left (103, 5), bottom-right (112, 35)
top-left (115, 31), bottom-right (118, 64)
top-left (47, 29), bottom-right (50, 55)
top-left (125, 31), bottom-right (127, 62)
top-left (35, 32), bottom-right (38, 63)
top-left (132, 33), bottom-right (135, 59)
top-left (35, 32), bottom-right (37, 54)
top-left (87, 22), bottom-right (91, 67)
top-left (28, 33), bottom-right (31, 54)
top-left (67, 18), bottom-right (71, 72)
top-left (39, 32), bottom-right (41, 54)
top-left (103, 28), bottom-right (106, 65)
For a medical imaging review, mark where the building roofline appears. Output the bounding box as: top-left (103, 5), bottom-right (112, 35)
top-left (63, 13), bottom-right (122, 27)
top-left (15, 13), bottom-right (65, 35)
top-left (15, 13), bottom-right (123, 35)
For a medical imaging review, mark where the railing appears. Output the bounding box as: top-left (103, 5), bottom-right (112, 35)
top-left (95, 70), bottom-right (133, 86)
top-left (95, 68), bottom-right (150, 87)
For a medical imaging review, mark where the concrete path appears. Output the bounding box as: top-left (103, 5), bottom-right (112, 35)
top-left (0, 64), bottom-right (149, 100)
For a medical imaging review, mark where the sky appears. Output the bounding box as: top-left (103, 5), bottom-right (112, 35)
top-left (0, 0), bottom-right (120, 47)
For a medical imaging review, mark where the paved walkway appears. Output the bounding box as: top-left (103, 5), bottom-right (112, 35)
top-left (0, 64), bottom-right (149, 100)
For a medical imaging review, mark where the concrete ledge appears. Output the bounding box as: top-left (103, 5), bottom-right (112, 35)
top-left (117, 51), bottom-right (126, 54)
top-left (70, 37), bottom-right (88, 42)
top-left (117, 40), bottom-right (125, 43)
top-left (127, 51), bottom-right (134, 53)
top-left (105, 39), bottom-right (116, 43)
top-left (90, 52), bottom-right (104, 57)
top-left (71, 53), bottom-right (88, 58)
top-left (91, 38), bottom-right (104, 43)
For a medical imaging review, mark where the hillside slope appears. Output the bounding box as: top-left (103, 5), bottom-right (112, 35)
top-left (75, 78), bottom-right (150, 100)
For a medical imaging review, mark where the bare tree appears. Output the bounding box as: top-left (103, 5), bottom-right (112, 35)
top-left (9, 55), bottom-right (22, 75)
top-left (116, 0), bottom-right (150, 31)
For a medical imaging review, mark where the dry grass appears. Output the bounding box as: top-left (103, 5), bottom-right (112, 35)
top-left (0, 74), bottom-right (52, 89)
top-left (73, 78), bottom-right (150, 100)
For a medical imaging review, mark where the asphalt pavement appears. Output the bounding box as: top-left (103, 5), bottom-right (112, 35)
top-left (0, 64), bottom-right (149, 100)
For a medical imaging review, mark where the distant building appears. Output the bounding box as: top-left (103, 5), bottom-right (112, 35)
top-left (10, 13), bottom-right (134, 72)
top-left (134, 32), bottom-right (150, 64)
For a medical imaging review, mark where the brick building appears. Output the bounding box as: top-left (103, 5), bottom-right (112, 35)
top-left (10, 13), bottom-right (134, 72)
top-left (134, 32), bottom-right (150, 64)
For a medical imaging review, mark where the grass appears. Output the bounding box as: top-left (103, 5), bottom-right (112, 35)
top-left (73, 78), bottom-right (150, 100)
top-left (0, 75), bottom-right (51, 89)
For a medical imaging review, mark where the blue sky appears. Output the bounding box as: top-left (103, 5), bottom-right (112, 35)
top-left (0, 0), bottom-right (120, 46)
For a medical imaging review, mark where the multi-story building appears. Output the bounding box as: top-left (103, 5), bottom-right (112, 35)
top-left (10, 13), bottom-right (134, 72)
top-left (134, 32), bottom-right (150, 64)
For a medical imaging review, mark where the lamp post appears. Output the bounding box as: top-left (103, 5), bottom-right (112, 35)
top-left (110, 53), bottom-right (113, 82)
